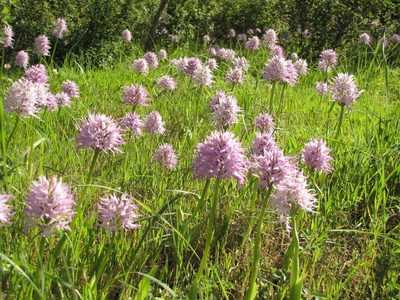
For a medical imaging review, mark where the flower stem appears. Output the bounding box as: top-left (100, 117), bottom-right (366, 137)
top-left (335, 105), bottom-right (345, 140)
top-left (189, 178), bottom-right (221, 298)
top-left (7, 115), bottom-right (20, 146)
top-left (288, 210), bottom-right (302, 300)
top-left (245, 186), bottom-right (273, 300)
top-left (269, 81), bottom-right (276, 113)
top-left (0, 98), bottom-right (7, 190)
top-left (79, 149), bottom-right (101, 204)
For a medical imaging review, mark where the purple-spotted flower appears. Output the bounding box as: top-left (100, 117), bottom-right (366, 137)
top-left (157, 75), bottom-right (177, 90)
top-left (122, 84), bottom-right (150, 108)
top-left (253, 113), bottom-right (275, 134)
top-left (97, 193), bottom-right (140, 232)
top-left (25, 64), bottom-right (49, 84)
top-left (0, 192), bottom-right (15, 224)
top-left (62, 80), bottom-right (80, 98)
top-left (331, 73), bottom-right (361, 108)
top-left (192, 131), bottom-right (248, 186)
top-left (2, 25), bottom-right (14, 48)
top-left (226, 67), bottom-right (245, 85)
top-left (192, 65), bottom-right (214, 86)
top-left (315, 82), bottom-right (329, 95)
top-left (15, 51), bottom-right (29, 69)
top-left (35, 34), bottom-right (51, 56)
top-left (245, 36), bottom-right (260, 51)
top-left (76, 112), bottom-right (125, 153)
top-left (318, 49), bottom-right (338, 73)
top-left (262, 29), bottom-right (278, 48)
top-left (122, 29), bottom-right (132, 42)
top-left (158, 49), bottom-right (168, 59)
top-left (24, 176), bottom-right (76, 236)
top-left (144, 111), bottom-right (166, 136)
top-left (262, 56), bottom-right (299, 86)
top-left (133, 58), bottom-right (149, 74)
top-left (209, 91), bottom-right (241, 129)
top-left (52, 18), bottom-right (68, 39)
top-left (358, 33), bottom-right (371, 44)
top-left (119, 112), bottom-right (144, 138)
top-left (144, 52), bottom-right (159, 69)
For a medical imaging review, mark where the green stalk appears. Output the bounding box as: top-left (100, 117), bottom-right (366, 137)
top-left (186, 179), bottom-right (211, 226)
top-left (79, 149), bottom-right (101, 204)
top-left (189, 178), bottom-right (221, 298)
top-left (269, 81), bottom-right (277, 113)
top-left (288, 210), bottom-right (302, 300)
top-left (245, 186), bottom-right (273, 300)
top-left (51, 38), bottom-right (59, 66)
top-left (241, 179), bottom-right (259, 247)
top-left (277, 84), bottom-right (287, 115)
top-left (0, 97), bottom-right (7, 189)
top-left (34, 237), bottom-right (46, 300)
top-left (334, 105), bottom-right (345, 140)
top-left (7, 114), bottom-right (20, 146)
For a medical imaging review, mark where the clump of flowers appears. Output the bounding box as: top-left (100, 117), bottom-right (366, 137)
top-left (226, 67), bottom-right (245, 85)
top-left (315, 81), bottom-right (329, 95)
top-left (262, 29), bottom-right (278, 48)
top-left (122, 84), bottom-right (150, 109)
top-left (52, 18), bottom-right (68, 39)
top-left (171, 57), bottom-right (188, 73)
top-left (2, 25), bottom-right (14, 48)
top-left (294, 58), bottom-right (309, 76)
top-left (331, 73), bottom-right (361, 108)
top-left (245, 36), bottom-right (260, 51)
top-left (229, 29), bottom-right (236, 37)
top-left (262, 55), bottom-right (299, 86)
top-left (97, 193), bottom-right (140, 232)
top-left (253, 113), bottom-right (275, 135)
top-left (15, 51), bottom-right (29, 69)
top-left (158, 49), bottom-right (168, 59)
top-left (237, 33), bottom-right (247, 41)
top-left (269, 44), bottom-right (285, 57)
top-left (76, 112), bottom-right (125, 153)
top-left (62, 80), bottom-right (80, 98)
top-left (122, 29), bottom-right (132, 42)
top-left (119, 112), bottom-right (144, 138)
top-left (0, 192), bottom-right (15, 224)
top-left (171, 35), bottom-right (179, 43)
top-left (34, 34), bottom-right (51, 56)
top-left (209, 91), bottom-right (241, 129)
top-left (233, 57), bottom-right (250, 70)
top-left (152, 143), bottom-right (179, 171)
top-left (203, 35), bottom-right (211, 42)
top-left (192, 65), bottom-right (214, 86)
top-left (218, 48), bottom-right (236, 61)
top-left (206, 58), bottom-right (218, 70)
top-left (144, 111), bottom-right (166, 136)
top-left (24, 176), bottom-right (76, 236)
top-left (184, 57), bottom-right (202, 77)
top-left (54, 92), bottom-right (72, 107)
top-left (4, 77), bottom-right (49, 117)
top-left (25, 64), bottom-right (49, 84)
top-left (302, 139), bottom-right (334, 174)
top-left (133, 58), bottom-right (149, 74)
top-left (318, 49), bottom-right (338, 73)
top-left (157, 75), bottom-right (177, 91)
top-left (144, 51), bottom-right (159, 69)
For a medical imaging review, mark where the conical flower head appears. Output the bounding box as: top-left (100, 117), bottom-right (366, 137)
top-left (226, 67), bottom-right (245, 85)
top-left (302, 139), bottom-right (333, 174)
top-left (358, 33), bottom-right (371, 44)
top-left (144, 51), bottom-right (159, 69)
top-left (15, 51), bottom-right (29, 69)
top-left (123, 84), bottom-right (150, 107)
top-left (253, 113), bottom-right (275, 135)
top-left (152, 143), bottom-right (179, 171)
top-left (25, 64), bottom-right (49, 84)
top-left (245, 36), bottom-right (260, 50)
top-left (157, 75), bottom-right (177, 90)
top-left (318, 49), bottom-right (338, 72)
top-left (52, 18), bottom-right (68, 39)
top-left (62, 80), bottom-right (80, 98)
top-left (144, 111), bottom-right (166, 136)
top-left (119, 112), bottom-right (144, 138)
top-left (209, 91), bottom-right (241, 129)
top-left (24, 176), bottom-right (76, 236)
top-left (0, 192), bottom-right (15, 224)
top-left (133, 58), bottom-right (149, 74)
top-left (192, 131), bottom-right (249, 186)
top-left (331, 73), bottom-right (361, 108)
top-left (262, 56), bottom-right (299, 86)
top-left (122, 29), bottom-right (132, 42)
top-left (2, 25), bottom-right (14, 48)
top-left (262, 29), bottom-right (278, 48)
top-left (34, 34), bottom-right (51, 56)
top-left (76, 112), bottom-right (125, 153)
top-left (97, 193), bottom-right (140, 232)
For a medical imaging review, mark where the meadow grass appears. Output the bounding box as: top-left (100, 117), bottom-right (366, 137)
top-left (0, 39), bottom-right (399, 300)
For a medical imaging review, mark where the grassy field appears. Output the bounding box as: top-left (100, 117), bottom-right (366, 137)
top-left (0, 36), bottom-right (400, 300)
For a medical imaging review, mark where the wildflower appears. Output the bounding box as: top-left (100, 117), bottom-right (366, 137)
top-left (158, 49), bottom-right (168, 59)
top-left (302, 139), bottom-right (333, 174)
top-left (358, 33), bottom-right (371, 44)
top-left (251, 132), bottom-right (278, 156)
top-left (233, 57), bottom-right (250, 70)
top-left (4, 77), bottom-right (49, 117)
top-left (237, 33), bottom-right (247, 41)
top-left (133, 58), bottom-right (149, 74)
top-left (62, 80), bottom-right (80, 98)
top-left (226, 67), bottom-right (245, 85)
top-left (34, 34), bottom-right (51, 56)
top-left (144, 51), bottom-right (159, 69)
top-left (208, 46), bottom-right (218, 56)
top-left (253, 113), bottom-right (275, 134)
top-left (206, 58), bottom-right (218, 70)
top-left (24, 176), bottom-right (76, 236)
top-left (4, 64), bottom-right (10, 70)
top-left (248, 29), bottom-right (254, 35)
top-left (294, 58), bottom-right (309, 76)
top-left (262, 29), bottom-right (278, 48)
top-left (331, 73), bottom-right (361, 108)
top-left (192, 65), bottom-right (214, 86)
top-left (52, 18), bottom-right (68, 39)
top-left (391, 34), bottom-right (400, 43)
top-left (121, 29), bottom-right (132, 42)
top-left (54, 92), bottom-right (72, 107)
top-left (76, 112), bottom-right (125, 153)
top-left (315, 81), bottom-right (329, 95)
top-left (262, 55), bottom-right (299, 86)
top-left (380, 37), bottom-right (389, 47)
top-left (203, 35), bottom-right (211, 42)
top-left (229, 29), bottom-right (236, 37)
top-left (15, 51), bottom-right (29, 69)
top-left (119, 112), bottom-right (144, 137)
top-left (0, 193), bottom-right (14, 224)
top-left (97, 193), bottom-right (140, 232)
top-left (171, 35), bottom-right (179, 43)
top-left (52, 69), bottom-right (58, 75)
top-left (157, 75), bottom-right (177, 91)
top-left (290, 52), bottom-right (299, 61)
top-left (122, 84), bottom-right (150, 108)
top-left (318, 49), bottom-right (338, 73)
top-left (152, 143), bottom-right (179, 170)
top-left (2, 25), bottom-right (14, 48)
top-left (192, 131), bottom-right (248, 186)
top-left (269, 44), bottom-right (285, 58)
top-left (171, 57), bottom-right (188, 73)
top-left (269, 169), bottom-right (317, 215)
top-left (184, 57), bottom-right (201, 77)
top-left (209, 91), bottom-right (241, 129)
top-left (25, 64), bottom-right (49, 84)
top-left (245, 36), bottom-right (260, 51)
top-left (144, 111), bottom-right (166, 136)
top-left (218, 48), bottom-right (235, 61)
